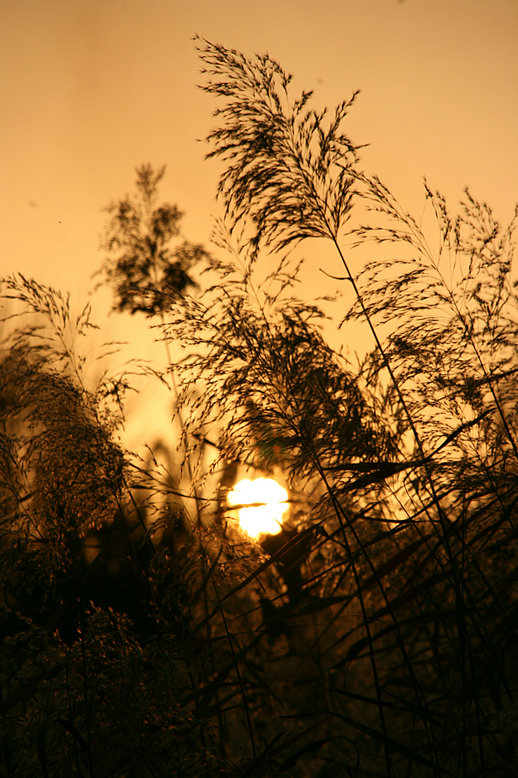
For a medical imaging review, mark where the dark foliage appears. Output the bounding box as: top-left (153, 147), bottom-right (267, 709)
top-left (97, 163), bottom-right (208, 315)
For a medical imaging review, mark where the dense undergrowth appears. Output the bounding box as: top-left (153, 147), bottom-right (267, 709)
top-left (1, 39), bottom-right (517, 777)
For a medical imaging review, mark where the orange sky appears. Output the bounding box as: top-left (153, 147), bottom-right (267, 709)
top-left (1, 0), bottom-right (516, 291)
top-left (1, 0), bottom-right (517, 444)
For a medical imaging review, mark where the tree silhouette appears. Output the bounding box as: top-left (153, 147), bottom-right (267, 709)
top-left (97, 163), bottom-right (208, 315)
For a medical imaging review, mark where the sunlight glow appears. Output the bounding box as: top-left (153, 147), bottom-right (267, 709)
top-left (227, 478), bottom-right (289, 539)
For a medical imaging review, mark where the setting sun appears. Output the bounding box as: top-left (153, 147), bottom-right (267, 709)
top-left (227, 478), bottom-right (289, 538)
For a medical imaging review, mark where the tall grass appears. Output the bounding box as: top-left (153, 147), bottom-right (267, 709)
top-left (1, 39), bottom-right (517, 777)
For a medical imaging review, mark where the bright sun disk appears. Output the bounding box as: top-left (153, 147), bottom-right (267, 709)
top-left (227, 478), bottom-right (289, 538)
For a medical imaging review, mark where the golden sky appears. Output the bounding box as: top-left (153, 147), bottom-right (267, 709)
top-left (1, 0), bottom-right (516, 449)
top-left (1, 0), bottom-right (516, 299)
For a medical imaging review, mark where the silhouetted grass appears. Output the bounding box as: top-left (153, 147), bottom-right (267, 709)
top-left (1, 40), bottom-right (517, 777)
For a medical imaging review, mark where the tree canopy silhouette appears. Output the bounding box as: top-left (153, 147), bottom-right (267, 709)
top-left (97, 163), bottom-right (208, 315)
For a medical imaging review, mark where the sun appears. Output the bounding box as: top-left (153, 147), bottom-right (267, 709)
top-left (227, 478), bottom-right (289, 539)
